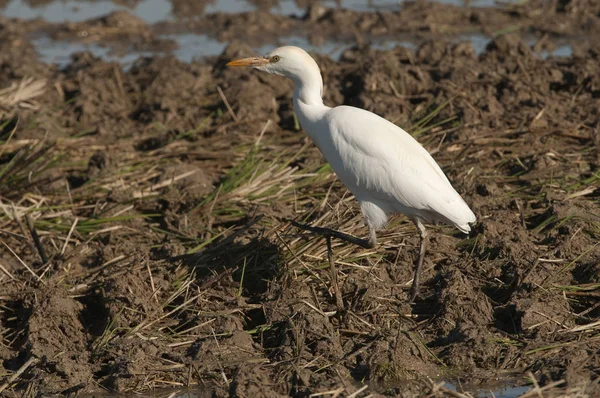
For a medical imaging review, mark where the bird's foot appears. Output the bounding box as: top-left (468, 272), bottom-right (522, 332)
top-left (408, 283), bottom-right (419, 304)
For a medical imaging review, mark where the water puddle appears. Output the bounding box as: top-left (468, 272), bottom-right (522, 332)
top-left (32, 33), bottom-right (227, 69)
top-left (180, 0), bottom-right (526, 17)
top-left (1, 0), bottom-right (527, 24)
top-left (446, 382), bottom-right (532, 398)
top-left (31, 35), bottom-right (155, 69)
top-left (165, 33), bottom-right (227, 62)
top-left (79, 382), bottom-right (534, 397)
top-left (2, 0), bottom-right (172, 23)
top-left (33, 33), bottom-right (358, 68)
top-left (27, 33), bottom-right (434, 68)
top-left (30, 30), bottom-right (574, 70)
top-left (538, 43), bottom-right (574, 58)
top-left (3, 0), bottom-right (575, 71)
top-left (3, 0), bottom-right (574, 69)
top-left (270, 0), bottom-right (402, 16)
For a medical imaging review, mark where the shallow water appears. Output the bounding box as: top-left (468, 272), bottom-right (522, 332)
top-left (2, 0), bottom-right (172, 23)
top-left (31, 31), bottom-right (574, 71)
top-left (80, 382), bottom-right (533, 397)
top-left (2, 0), bottom-right (524, 23)
top-left (2, 0), bottom-right (566, 69)
top-left (449, 382), bottom-right (531, 398)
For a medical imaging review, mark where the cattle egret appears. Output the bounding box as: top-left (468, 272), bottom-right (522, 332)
top-left (227, 46), bottom-right (476, 301)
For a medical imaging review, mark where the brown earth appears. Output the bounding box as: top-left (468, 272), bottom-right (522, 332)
top-left (0, 0), bottom-right (599, 397)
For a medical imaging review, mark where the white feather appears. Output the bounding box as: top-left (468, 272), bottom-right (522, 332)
top-left (323, 106), bottom-right (476, 232)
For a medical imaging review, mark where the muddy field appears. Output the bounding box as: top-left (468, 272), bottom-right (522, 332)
top-left (1, 0), bottom-right (599, 396)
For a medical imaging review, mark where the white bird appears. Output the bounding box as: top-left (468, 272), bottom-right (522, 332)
top-left (227, 46), bottom-right (476, 301)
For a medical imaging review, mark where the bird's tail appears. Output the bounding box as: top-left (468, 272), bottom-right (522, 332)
top-left (454, 204), bottom-right (476, 234)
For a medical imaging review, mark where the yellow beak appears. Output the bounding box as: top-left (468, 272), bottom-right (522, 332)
top-left (226, 57), bottom-right (269, 67)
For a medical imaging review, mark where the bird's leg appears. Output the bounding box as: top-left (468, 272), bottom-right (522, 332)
top-left (326, 235), bottom-right (344, 310)
top-left (289, 219), bottom-right (381, 310)
top-left (368, 226), bottom-right (377, 249)
top-left (290, 219), bottom-right (377, 310)
top-left (408, 220), bottom-right (429, 303)
top-left (289, 220), bottom-right (373, 249)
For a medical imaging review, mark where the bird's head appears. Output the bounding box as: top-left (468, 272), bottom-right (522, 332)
top-left (227, 46), bottom-right (321, 87)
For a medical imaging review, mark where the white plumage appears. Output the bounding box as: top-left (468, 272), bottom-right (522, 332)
top-left (227, 46), bottom-right (476, 300)
top-left (307, 105), bottom-right (475, 233)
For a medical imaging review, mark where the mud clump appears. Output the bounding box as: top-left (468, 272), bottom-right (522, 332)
top-left (220, 365), bottom-right (286, 398)
top-left (510, 290), bottom-right (575, 336)
top-left (1, 1), bottom-right (600, 396)
top-left (51, 11), bottom-right (176, 56)
top-left (20, 288), bottom-right (92, 393)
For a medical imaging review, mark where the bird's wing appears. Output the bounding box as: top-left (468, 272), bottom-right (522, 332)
top-left (325, 106), bottom-right (475, 228)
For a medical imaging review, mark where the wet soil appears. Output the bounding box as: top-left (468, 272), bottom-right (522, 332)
top-left (1, 0), bottom-right (599, 396)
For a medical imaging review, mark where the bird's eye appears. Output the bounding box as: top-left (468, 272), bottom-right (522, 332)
top-left (269, 55), bottom-right (281, 63)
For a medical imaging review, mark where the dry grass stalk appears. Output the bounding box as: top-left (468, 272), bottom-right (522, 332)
top-left (0, 357), bottom-right (39, 393)
top-left (0, 77), bottom-right (46, 110)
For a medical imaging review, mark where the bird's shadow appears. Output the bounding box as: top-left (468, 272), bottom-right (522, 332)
top-left (162, 215), bottom-right (283, 299)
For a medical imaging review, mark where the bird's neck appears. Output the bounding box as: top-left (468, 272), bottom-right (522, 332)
top-left (291, 70), bottom-right (324, 107)
top-left (293, 85), bottom-right (329, 137)
top-left (289, 68), bottom-right (329, 139)
top-left (292, 72), bottom-right (328, 119)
